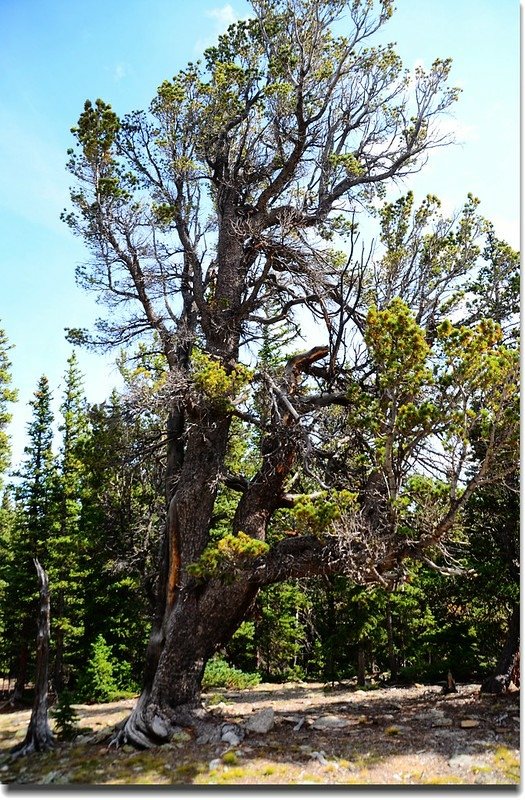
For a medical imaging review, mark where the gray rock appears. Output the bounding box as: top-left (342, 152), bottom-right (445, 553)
top-left (293, 717), bottom-right (305, 732)
top-left (245, 708), bottom-right (275, 734)
top-left (311, 751), bottom-right (329, 766)
top-left (221, 730), bottom-right (241, 747)
top-left (312, 715), bottom-right (352, 730)
top-left (432, 717), bottom-right (453, 727)
top-left (41, 771), bottom-right (59, 784)
top-left (196, 723), bottom-right (221, 745)
top-left (209, 758), bottom-right (222, 771)
top-left (220, 722), bottom-right (244, 747)
top-left (448, 754), bottom-right (480, 769)
top-left (150, 714), bottom-right (171, 739)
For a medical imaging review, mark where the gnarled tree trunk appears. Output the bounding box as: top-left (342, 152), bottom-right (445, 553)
top-left (111, 348), bottom-right (324, 749)
top-left (12, 559), bottom-right (54, 757)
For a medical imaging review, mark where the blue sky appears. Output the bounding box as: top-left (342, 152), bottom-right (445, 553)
top-left (0, 0), bottom-right (519, 468)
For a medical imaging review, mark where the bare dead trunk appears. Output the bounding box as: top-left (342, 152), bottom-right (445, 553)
top-left (480, 603), bottom-right (520, 694)
top-left (11, 560), bottom-right (54, 757)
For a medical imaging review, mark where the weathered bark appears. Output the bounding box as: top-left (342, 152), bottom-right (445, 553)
top-left (111, 345), bottom-right (324, 749)
top-left (11, 560), bottom-right (54, 757)
top-left (480, 603), bottom-right (520, 694)
top-left (110, 574), bottom-right (260, 748)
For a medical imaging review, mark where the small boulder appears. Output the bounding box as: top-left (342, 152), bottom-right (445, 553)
top-left (150, 714), bottom-right (171, 739)
top-left (448, 753), bottom-right (479, 769)
top-left (432, 717), bottom-right (453, 727)
top-left (220, 723), bottom-right (244, 747)
top-left (312, 715), bottom-right (352, 730)
top-left (245, 708), bottom-right (275, 734)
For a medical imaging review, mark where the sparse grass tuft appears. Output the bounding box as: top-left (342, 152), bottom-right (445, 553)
top-left (492, 746), bottom-right (520, 782)
top-left (384, 725), bottom-right (400, 736)
top-left (221, 750), bottom-right (238, 765)
top-left (171, 762), bottom-right (206, 783)
top-left (422, 775), bottom-right (466, 785)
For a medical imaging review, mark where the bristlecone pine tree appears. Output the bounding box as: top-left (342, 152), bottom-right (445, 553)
top-left (63, 0), bottom-right (518, 747)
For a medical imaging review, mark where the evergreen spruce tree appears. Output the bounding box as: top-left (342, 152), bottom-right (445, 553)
top-left (0, 324), bottom-right (18, 484)
top-left (7, 376), bottom-right (56, 700)
top-left (49, 353), bottom-right (89, 691)
top-left (0, 324), bottom-right (17, 675)
top-left (0, 490), bottom-right (17, 674)
top-left (79, 389), bottom-right (162, 685)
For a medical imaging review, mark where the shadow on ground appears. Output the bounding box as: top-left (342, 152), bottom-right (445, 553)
top-left (0, 683), bottom-right (519, 786)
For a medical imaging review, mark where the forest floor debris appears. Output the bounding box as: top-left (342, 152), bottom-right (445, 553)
top-left (0, 682), bottom-right (519, 785)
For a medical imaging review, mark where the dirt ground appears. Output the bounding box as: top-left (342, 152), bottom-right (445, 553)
top-left (0, 682), bottom-right (520, 786)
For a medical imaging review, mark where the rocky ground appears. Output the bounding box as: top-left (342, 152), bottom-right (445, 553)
top-left (0, 682), bottom-right (520, 785)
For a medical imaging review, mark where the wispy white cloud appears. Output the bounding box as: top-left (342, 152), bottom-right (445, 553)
top-left (207, 4), bottom-right (237, 28)
top-left (0, 104), bottom-right (70, 234)
top-left (195, 4), bottom-right (240, 52)
top-left (433, 115), bottom-right (477, 145)
top-left (113, 62), bottom-right (128, 82)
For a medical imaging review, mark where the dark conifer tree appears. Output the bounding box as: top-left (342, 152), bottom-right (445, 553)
top-left (0, 323), bottom-right (17, 676)
top-left (49, 353), bottom-right (89, 691)
top-left (7, 376), bottom-right (55, 700)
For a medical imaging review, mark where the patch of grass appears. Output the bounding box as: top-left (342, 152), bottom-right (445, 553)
top-left (296, 773), bottom-right (323, 783)
top-left (472, 765), bottom-right (492, 775)
top-left (353, 751), bottom-right (382, 769)
top-left (221, 750), bottom-right (238, 765)
top-left (171, 762), bottom-right (206, 783)
top-left (492, 746), bottom-right (520, 782)
top-left (207, 765), bottom-right (248, 784)
top-left (384, 725), bottom-right (400, 736)
top-left (206, 692), bottom-right (226, 705)
top-left (422, 776), bottom-right (467, 785)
